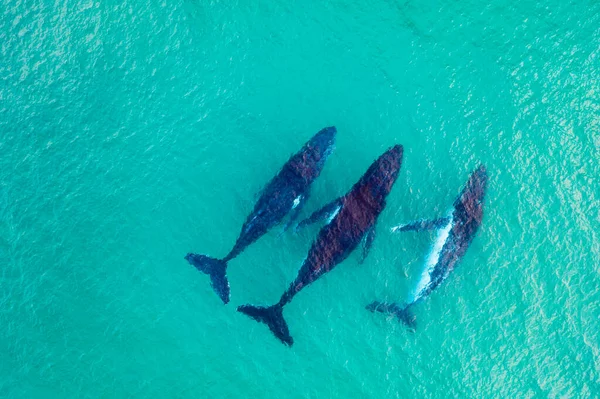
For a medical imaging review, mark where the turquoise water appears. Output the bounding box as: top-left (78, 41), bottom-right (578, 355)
top-left (1, 0), bottom-right (599, 397)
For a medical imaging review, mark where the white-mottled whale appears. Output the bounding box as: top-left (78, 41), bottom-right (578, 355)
top-left (367, 165), bottom-right (488, 328)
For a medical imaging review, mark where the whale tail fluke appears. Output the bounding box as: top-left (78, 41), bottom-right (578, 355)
top-left (366, 301), bottom-right (417, 330)
top-left (237, 304), bottom-right (293, 346)
top-left (185, 253), bottom-right (230, 304)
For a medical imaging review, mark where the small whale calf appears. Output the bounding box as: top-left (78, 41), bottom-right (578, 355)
top-left (237, 145), bottom-right (404, 346)
top-left (186, 127), bottom-right (337, 304)
top-left (367, 165), bottom-right (488, 328)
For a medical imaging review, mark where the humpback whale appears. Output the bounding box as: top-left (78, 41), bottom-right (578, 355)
top-left (186, 127), bottom-right (337, 304)
top-left (367, 165), bottom-right (488, 328)
top-left (237, 145), bottom-right (403, 346)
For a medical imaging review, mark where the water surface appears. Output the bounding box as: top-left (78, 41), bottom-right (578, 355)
top-left (1, 1), bottom-right (599, 397)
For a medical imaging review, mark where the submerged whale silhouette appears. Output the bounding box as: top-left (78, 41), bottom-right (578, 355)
top-left (367, 165), bottom-right (488, 328)
top-left (186, 127), bottom-right (337, 304)
top-left (237, 145), bottom-right (404, 346)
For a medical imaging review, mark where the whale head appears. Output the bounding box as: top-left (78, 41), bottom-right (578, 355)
top-left (363, 144), bottom-right (404, 199)
top-left (348, 145), bottom-right (403, 215)
top-left (378, 144), bottom-right (404, 184)
top-left (455, 164), bottom-right (488, 226)
top-left (289, 126), bottom-right (337, 182)
top-left (307, 126), bottom-right (337, 166)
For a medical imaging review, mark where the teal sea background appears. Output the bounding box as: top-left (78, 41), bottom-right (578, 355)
top-left (1, 1), bottom-right (599, 397)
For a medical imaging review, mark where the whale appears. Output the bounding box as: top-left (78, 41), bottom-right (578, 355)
top-left (366, 165), bottom-right (488, 328)
top-left (237, 145), bottom-right (404, 346)
top-left (185, 127), bottom-right (337, 304)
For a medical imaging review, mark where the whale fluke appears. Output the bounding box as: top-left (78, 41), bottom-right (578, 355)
top-left (185, 254), bottom-right (230, 304)
top-left (366, 301), bottom-right (417, 329)
top-left (238, 304), bottom-right (293, 346)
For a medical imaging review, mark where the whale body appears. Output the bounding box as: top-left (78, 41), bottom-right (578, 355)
top-left (186, 127), bottom-right (337, 304)
top-left (367, 165), bottom-right (488, 328)
top-left (237, 145), bottom-right (404, 346)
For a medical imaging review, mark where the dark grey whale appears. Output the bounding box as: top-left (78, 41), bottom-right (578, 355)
top-left (186, 127), bottom-right (337, 304)
top-left (367, 165), bottom-right (488, 328)
top-left (237, 145), bottom-right (404, 346)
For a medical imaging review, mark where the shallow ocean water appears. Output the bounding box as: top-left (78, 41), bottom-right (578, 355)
top-left (1, 1), bottom-right (599, 397)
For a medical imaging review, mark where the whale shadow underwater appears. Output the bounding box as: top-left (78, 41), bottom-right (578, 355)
top-left (367, 165), bottom-right (488, 329)
top-left (185, 127), bottom-right (337, 304)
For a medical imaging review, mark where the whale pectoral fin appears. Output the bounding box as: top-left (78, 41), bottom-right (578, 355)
top-left (391, 217), bottom-right (450, 233)
top-left (366, 301), bottom-right (417, 330)
top-left (359, 226), bottom-right (376, 265)
top-left (295, 198), bottom-right (342, 231)
top-left (283, 193), bottom-right (309, 233)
